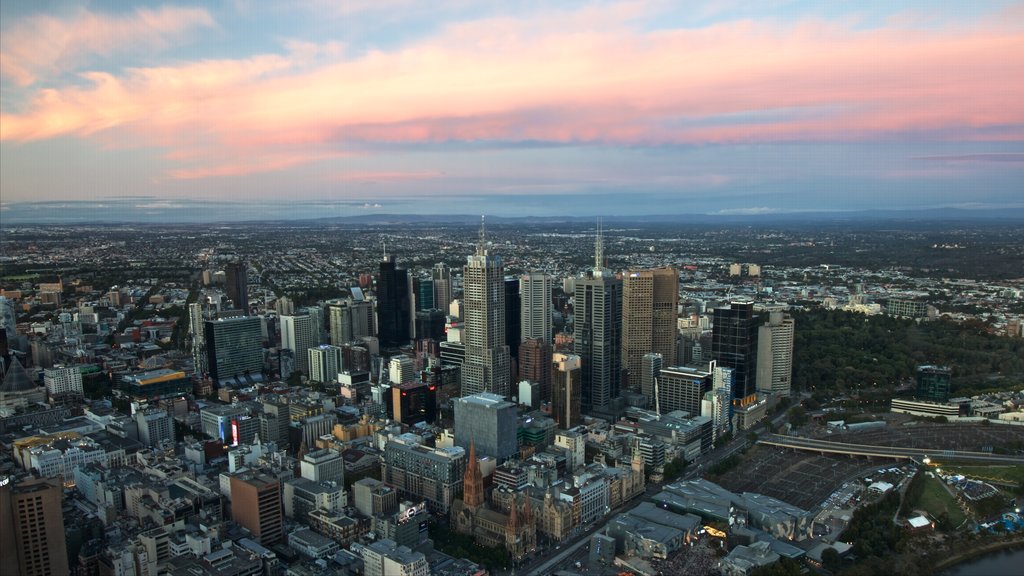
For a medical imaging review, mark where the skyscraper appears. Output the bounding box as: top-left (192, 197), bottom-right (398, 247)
top-left (189, 302), bottom-right (208, 375)
top-left (414, 276), bottom-right (434, 312)
top-left (711, 302), bottom-right (759, 402)
top-left (0, 477), bottom-right (69, 576)
top-left (308, 344), bottom-right (343, 383)
top-left (505, 277), bottom-right (521, 360)
top-left (432, 263), bottom-right (452, 311)
top-left (622, 267), bottom-right (678, 392)
top-left (518, 338), bottom-right (553, 404)
top-left (640, 352), bottom-right (662, 404)
top-left (453, 392), bottom-right (519, 462)
top-left (281, 314), bottom-right (317, 376)
top-left (551, 353), bottom-right (582, 429)
top-left (377, 254), bottom-right (411, 348)
top-left (657, 365), bottom-right (712, 418)
top-left (230, 474), bottom-right (283, 545)
top-left (205, 316), bottom-right (263, 384)
top-left (520, 272), bottom-right (553, 343)
top-left (461, 218), bottom-right (511, 397)
top-left (225, 261), bottom-right (249, 312)
top-left (756, 311), bottom-right (795, 397)
top-left (327, 295), bottom-right (375, 346)
top-left (573, 226), bottom-right (622, 414)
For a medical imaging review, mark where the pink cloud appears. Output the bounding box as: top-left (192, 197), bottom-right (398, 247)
top-left (2, 4), bottom-right (1022, 180)
top-left (0, 5), bottom-right (214, 86)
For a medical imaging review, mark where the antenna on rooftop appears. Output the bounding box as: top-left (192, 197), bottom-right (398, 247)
top-left (594, 217), bottom-right (605, 270)
top-left (477, 215), bottom-right (487, 256)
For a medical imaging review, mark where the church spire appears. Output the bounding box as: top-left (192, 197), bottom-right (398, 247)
top-left (463, 440), bottom-right (484, 507)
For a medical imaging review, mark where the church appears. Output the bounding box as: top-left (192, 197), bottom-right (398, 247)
top-left (451, 442), bottom-right (537, 560)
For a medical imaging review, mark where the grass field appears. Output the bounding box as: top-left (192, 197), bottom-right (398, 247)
top-left (915, 475), bottom-right (967, 528)
top-left (1, 274), bottom-right (39, 281)
top-left (940, 464), bottom-right (1024, 487)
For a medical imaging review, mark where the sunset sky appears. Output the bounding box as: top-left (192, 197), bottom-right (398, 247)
top-left (2, 1), bottom-right (1023, 221)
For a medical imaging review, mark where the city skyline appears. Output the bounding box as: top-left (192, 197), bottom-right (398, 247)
top-left (2, 1), bottom-right (1023, 222)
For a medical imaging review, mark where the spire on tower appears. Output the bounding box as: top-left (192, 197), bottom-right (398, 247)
top-left (476, 215), bottom-right (487, 256)
top-left (594, 217), bottom-right (604, 270)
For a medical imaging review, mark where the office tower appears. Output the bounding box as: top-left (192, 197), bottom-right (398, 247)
top-left (328, 295), bottom-right (375, 345)
top-left (302, 305), bottom-right (326, 345)
top-left (520, 272), bottom-right (553, 343)
top-left (205, 316), bottom-right (263, 384)
top-left (756, 311), bottom-right (795, 397)
top-left (189, 302), bottom-right (208, 374)
top-left (377, 254), bottom-right (411, 348)
top-left (916, 365), bottom-right (951, 402)
top-left (275, 295), bottom-right (295, 316)
top-left (281, 314), bottom-right (317, 376)
top-left (518, 338), bottom-right (552, 404)
top-left (711, 302), bottom-right (759, 402)
top-left (230, 474), bottom-right (283, 545)
top-left (353, 478), bottom-right (398, 517)
top-left (300, 449), bottom-right (345, 483)
top-left (361, 538), bottom-right (430, 576)
top-left (389, 355), bottom-right (415, 385)
top-left (658, 366), bottom-right (712, 417)
top-left (308, 344), bottom-right (343, 383)
top-left (640, 352), bottom-right (662, 404)
top-left (135, 407), bottom-right (174, 447)
top-left (382, 435), bottom-right (466, 513)
top-left (622, 267), bottom-right (678, 392)
top-left (432, 263), bottom-right (453, 311)
top-left (43, 365), bottom-right (83, 400)
top-left (0, 477), bottom-right (69, 576)
top-left (573, 227), bottom-right (622, 414)
top-left (551, 353), bottom-right (582, 429)
top-left (453, 392), bottom-right (519, 462)
top-left (225, 261), bottom-right (249, 312)
top-left (414, 276), bottom-right (434, 312)
top-left (392, 381), bottom-right (437, 425)
top-left (505, 277), bottom-right (521, 359)
top-left (415, 309), bottom-right (446, 342)
top-left (461, 219), bottom-right (512, 397)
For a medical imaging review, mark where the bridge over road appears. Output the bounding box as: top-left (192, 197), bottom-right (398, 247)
top-left (757, 434), bottom-right (1024, 464)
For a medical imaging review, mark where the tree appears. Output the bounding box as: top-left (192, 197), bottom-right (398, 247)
top-left (787, 405), bottom-right (809, 427)
top-left (821, 547), bottom-right (841, 573)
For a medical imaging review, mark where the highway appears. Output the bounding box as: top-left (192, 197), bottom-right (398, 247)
top-left (759, 434), bottom-right (1024, 464)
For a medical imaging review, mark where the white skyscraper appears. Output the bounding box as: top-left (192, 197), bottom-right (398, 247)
top-left (281, 314), bottom-right (317, 376)
top-left (520, 272), bottom-right (552, 343)
top-left (388, 355), bottom-right (415, 386)
top-left (43, 365), bottom-right (83, 398)
top-left (432, 263), bottom-right (452, 311)
top-left (757, 311), bottom-right (795, 397)
top-left (308, 344), bottom-right (343, 383)
top-left (461, 218), bottom-right (511, 398)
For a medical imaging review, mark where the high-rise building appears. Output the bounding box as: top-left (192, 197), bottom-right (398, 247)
top-left (281, 314), bottom-right (317, 376)
top-left (573, 227), bottom-right (622, 414)
top-left (225, 261), bottom-right (249, 312)
top-left (377, 255), bottom-right (411, 348)
top-left (135, 407), bottom-right (174, 447)
top-left (432, 263), bottom-right (453, 311)
top-left (414, 276), bottom-right (434, 312)
top-left (300, 449), bottom-right (345, 483)
top-left (189, 302), bottom-right (208, 374)
top-left (711, 302), bottom-right (759, 402)
top-left (622, 267), bottom-right (678, 392)
top-left (205, 316), bottom-right (263, 384)
top-left (551, 353), bottom-right (582, 429)
top-left (504, 277), bottom-right (522, 362)
top-left (382, 436), bottom-right (466, 513)
top-left (0, 477), bottom-right (69, 576)
top-left (640, 352), bottom-right (662, 405)
top-left (461, 219), bottom-right (512, 397)
top-left (389, 355), bottom-right (415, 385)
top-left (230, 474), bottom-right (283, 545)
top-left (756, 311), bottom-right (795, 397)
top-left (308, 344), bottom-right (343, 383)
top-left (658, 365), bottom-right (712, 418)
top-left (392, 381), bottom-right (437, 425)
top-left (414, 309), bottom-right (446, 342)
top-left (43, 365), bottom-right (83, 400)
top-left (453, 392), bottom-right (519, 462)
top-left (328, 295), bottom-right (375, 345)
top-left (518, 338), bottom-right (553, 404)
top-left (916, 365), bottom-right (951, 402)
top-left (520, 272), bottom-right (553, 343)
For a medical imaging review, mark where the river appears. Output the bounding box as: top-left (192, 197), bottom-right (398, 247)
top-left (942, 547), bottom-right (1024, 576)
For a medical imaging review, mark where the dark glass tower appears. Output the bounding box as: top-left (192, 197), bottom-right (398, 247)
top-left (225, 261), bottom-right (249, 313)
top-left (377, 255), bottom-right (411, 348)
top-left (573, 227), bottom-right (622, 414)
top-left (711, 302), bottom-right (759, 401)
top-left (504, 277), bottom-right (521, 359)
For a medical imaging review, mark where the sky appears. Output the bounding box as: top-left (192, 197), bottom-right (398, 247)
top-left (1, 0), bottom-right (1023, 222)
